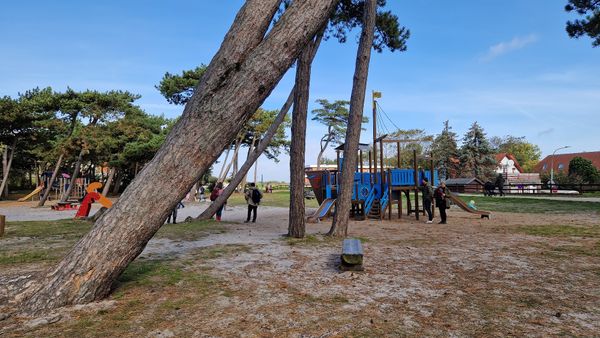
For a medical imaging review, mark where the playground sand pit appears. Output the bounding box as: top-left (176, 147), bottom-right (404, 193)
top-left (1, 202), bottom-right (600, 337)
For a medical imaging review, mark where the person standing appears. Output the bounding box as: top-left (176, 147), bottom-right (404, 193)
top-left (211, 182), bottom-right (225, 221)
top-left (199, 185), bottom-right (206, 202)
top-left (421, 177), bottom-right (434, 224)
top-left (244, 182), bottom-right (263, 223)
top-left (495, 173), bottom-right (505, 196)
top-left (167, 201), bottom-right (184, 224)
top-left (434, 181), bottom-right (448, 224)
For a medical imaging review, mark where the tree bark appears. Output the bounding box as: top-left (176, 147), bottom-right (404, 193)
top-left (60, 147), bottom-right (86, 202)
top-left (328, 0), bottom-right (376, 237)
top-left (38, 154), bottom-right (64, 207)
top-left (101, 167), bottom-right (116, 197)
top-left (111, 169), bottom-right (122, 195)
top-left (217, 146), bottom-right (231, 180)
top-left (316, 133), bottom-right (332, 170)
top-left (288, 51), bottom-right (313, 238)
top-left (0, 140), bottom-right (16, 199)
top-left (13, 0), bottom-right (338, 314)
top-left (220, 137), bottom-right (243, 181)
top-left (196, 89), bottom-right (294, 220)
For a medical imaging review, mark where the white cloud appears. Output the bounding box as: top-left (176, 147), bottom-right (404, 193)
top-left (480, 34), bottom-right (538, 62)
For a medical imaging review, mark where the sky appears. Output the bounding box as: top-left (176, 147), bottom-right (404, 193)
top-left (1, 0), bottom-right (598, 182)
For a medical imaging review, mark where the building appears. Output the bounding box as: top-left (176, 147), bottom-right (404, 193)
top-left (495, 153), bottom-right (523, 175)
top-left (534, 151), bottom-right (600, 174)
top-left (445, 177), bottom-right (485, 193)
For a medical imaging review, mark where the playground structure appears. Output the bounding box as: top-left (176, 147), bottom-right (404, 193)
top-left (306, 92), bottom-right (439, 222)
top-left (305, 92), bottom-right (492, 222)
top-left (74, 182), bottom-right (113, 219)
top-left (20, 173), bottom-right (91, 203)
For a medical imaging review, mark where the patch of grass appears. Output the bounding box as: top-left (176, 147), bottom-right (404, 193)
top-left (518, 224), bottom-right (600, 238)
top-left (190, 244), bottom-right (252, 260)
top-left (458, 195), bottom-right (600, 214)
top-left (224, 190), bottom-right (320, 209)
top-left (518, 295), bottom-right (543, 308)
top-left (284, 234), bottom-right (339, 247)
top-left (0, 249), bottom-right (57, 265)
top-left (114, 259), bottom-right (220, 297)
top-left (551, 242), bottom-right (600, 257)
top-left (581, 191), bottom-right (600, 198)
top-left (535, 241), bottom-right (600, 258)
top-left (156, 219), bottom-right (226, 241)
top-left (3, 219), bottom-right (92, 239)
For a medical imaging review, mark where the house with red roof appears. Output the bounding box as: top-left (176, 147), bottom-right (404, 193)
top-left (496, 153), bottom-right (541, 192)
top-left (495, 153), bottom-right (523, 175)
top-left (534, 151), bottom-right (600, 174)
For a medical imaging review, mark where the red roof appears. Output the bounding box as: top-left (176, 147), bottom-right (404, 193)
top-left (495, 153), bottom-right (524, 173)
top-left (534, 151), bottom-right (600, 173)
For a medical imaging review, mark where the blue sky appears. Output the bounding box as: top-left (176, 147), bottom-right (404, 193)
top-left (1, 0), bottom-right (598, 181)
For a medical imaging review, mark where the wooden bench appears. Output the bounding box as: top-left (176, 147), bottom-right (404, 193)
top-left (340, 238), bottom-right (364, 271)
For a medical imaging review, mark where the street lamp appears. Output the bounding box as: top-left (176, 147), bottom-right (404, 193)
top-left (550, 145), bottom-right (570, 192)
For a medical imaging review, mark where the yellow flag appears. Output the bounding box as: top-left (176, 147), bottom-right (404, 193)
top-left (372, 91), bottom-right (382, 98)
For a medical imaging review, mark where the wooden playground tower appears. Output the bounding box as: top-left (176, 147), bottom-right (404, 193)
top-left (306, 92), bottom-right (438, 222)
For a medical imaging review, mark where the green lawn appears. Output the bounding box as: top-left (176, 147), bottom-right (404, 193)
top-left (224, 190), bottom-right (319, 209)
top-left (0, 218), bottom-right (224, 267)
top-left (457, 195), bottom-right (600, 214)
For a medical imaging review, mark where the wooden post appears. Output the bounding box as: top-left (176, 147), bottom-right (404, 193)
top-left (0, 214), bottom-right (5, 237)
top-left (359, 150), bottom-right (364, 182)
top-left (396, 141), bottom-right (401, 167)
top-left (380, 139), bottom-right (385, 184)
top-left (398, 192), bottom-right (402, 219)
top-left (388, 170), bottom-right (392, 220)
top-left (430, 153), bottom-right (435, 218)
top-left (368, 151), bottom-right (373, 184)
top-left (372, 93), bottom-right (378, 184)
top-left (413, 150), bottom-right (419, 221)
top-left (336, 150), bottom-right (340, 171)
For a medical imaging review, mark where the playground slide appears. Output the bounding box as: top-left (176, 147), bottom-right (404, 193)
top-left (446, 194), bottom-right (491, 219)
top-left (307, 198), bottom-right (336, 223)
top-left (18, 186), bottom-right (43, 202)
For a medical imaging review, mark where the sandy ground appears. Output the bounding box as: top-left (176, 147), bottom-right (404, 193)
top-left (1, 200), bottom-right (600, 337)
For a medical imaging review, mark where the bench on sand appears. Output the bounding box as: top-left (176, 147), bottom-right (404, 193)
top-left (340, 238), bottom-right (364, 271)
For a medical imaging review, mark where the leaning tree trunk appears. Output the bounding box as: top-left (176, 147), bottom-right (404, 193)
top-left (0, 140), bottom-right (16, 199)
top-left (217, 146), bottom-right (232, 180)
top-left (195, 89), bottom-right (295, 220)
top-left (38, 154), bottom-right (64, 207)
top-left (315, 135), bottom-right (332, 170)
top-left (101, 167), bottom-right (116, 197)
top-left (239, 134), bottom-right (258, 191)
top-left (328, 0), bottom-right (376, 237)
top-left (13, 0), bottom-right (338, 315)
top-left (220, 137), bottom-right (243, 181)
top-left (60, 147), bottom-right (85, 202)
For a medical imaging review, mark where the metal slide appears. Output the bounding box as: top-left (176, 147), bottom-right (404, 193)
top-left (18, 186), bottom-right (43, 202)
top-left (307, 198), bottom-right (336, 223)
top-left (446, 194), bottom-right (491, 219)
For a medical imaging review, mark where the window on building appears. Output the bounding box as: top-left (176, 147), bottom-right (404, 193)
top-left (542, 164), bottom-right (547, 170)
top-left (558, 163), bottom-right (564, 170)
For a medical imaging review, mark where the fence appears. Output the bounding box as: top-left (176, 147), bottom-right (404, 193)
top-left (448, 183), bottom-right (600, 195)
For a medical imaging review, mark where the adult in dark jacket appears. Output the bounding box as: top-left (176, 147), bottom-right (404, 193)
top-left (434, 181), bottom-right (448, 224)
top-left (421, 177), bottom-right (434, 224)
top-left (244, 182), bottom-right (263, 223)
top-left (495, 173), bottom-right (505, 196)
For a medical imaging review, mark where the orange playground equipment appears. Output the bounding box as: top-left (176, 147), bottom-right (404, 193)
top-left (74, 182), bottom-right (113, 219)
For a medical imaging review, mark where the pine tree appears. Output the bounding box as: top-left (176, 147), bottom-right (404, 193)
top-left (459, 121), bottom-right (496, 181)
top-left (431, 121), bottom-right (459, 180)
